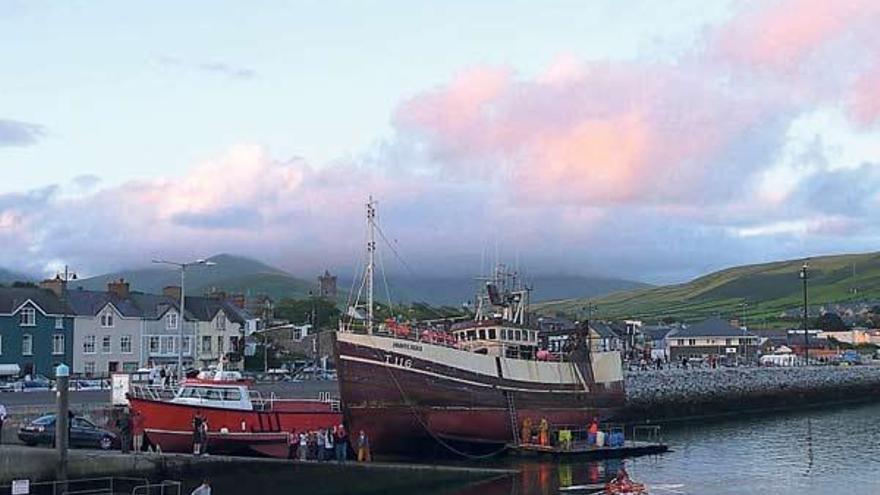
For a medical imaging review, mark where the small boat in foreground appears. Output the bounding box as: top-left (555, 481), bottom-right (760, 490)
top-left (127, 369), bottom-right (341, 457)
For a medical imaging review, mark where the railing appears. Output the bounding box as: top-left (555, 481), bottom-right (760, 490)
top-left (128, 384), bottom-right (177, 401)
top-left (0, 477), bottom-right (181, 495)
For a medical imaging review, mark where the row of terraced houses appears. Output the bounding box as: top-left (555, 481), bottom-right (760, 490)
top-left (0, 277), bottom-right (254, 378)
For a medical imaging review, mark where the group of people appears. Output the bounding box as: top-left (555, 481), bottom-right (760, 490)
top-left (114, 407), bottom-right (146, 453)
top-left (520, 417), bottom-right (551, 446)
top-left (289, 426), bottom-right (372, 462)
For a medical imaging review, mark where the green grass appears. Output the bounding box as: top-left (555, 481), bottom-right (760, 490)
top-left (537, 251), bottom-right (880, 326)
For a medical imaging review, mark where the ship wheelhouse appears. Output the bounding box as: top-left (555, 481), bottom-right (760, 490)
top-left (450, 319), bottom-right (540, 360)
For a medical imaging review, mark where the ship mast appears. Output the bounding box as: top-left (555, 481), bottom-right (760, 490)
top-left (366, 196), bottom-right (376, 335)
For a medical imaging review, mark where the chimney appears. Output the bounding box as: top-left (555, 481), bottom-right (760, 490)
top-left (107, 278), bottom-right (130, 299)
top-left (39, 275), bottom-right (66, 298)
top-left (163, 286), bottom-right (182, 300)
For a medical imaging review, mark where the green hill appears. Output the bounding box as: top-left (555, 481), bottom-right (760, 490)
top-left (0, 267), bottom-right (33, 285)
top-left (538, 252), bottom-right (880, 325)
top-left (76, 254), bottom-right (318, 300)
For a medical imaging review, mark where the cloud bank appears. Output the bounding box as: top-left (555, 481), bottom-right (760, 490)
top-left (3, 0), bottom-right (880, 283)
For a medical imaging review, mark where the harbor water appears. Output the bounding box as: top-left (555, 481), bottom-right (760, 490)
top-left (195, 401), bottom-right (879, 495)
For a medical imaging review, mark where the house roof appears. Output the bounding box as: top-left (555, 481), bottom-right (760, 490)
top-left (0, 287), bottom-right (72, 315)
top-left (67, 289), bottom-right (141, 317)
top-left (590, 322), bottom-right (619, 339)
top-left (128, 293), bottom-right (179, 319)
top-left (641, 325), bottom-right (675, 341)
top-left (676, 317), bottom-right (757, 338)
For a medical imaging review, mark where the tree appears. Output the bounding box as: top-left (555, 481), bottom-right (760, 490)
top-left (274, 296), bottom-right (341, 329)
top-left (813, 312), bottom-right (847, 332)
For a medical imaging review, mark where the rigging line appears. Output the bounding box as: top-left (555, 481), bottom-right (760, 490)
top-left (377, 247), bottom-right (395, 317)
top-left (373, 222), bottom-right (417, 277)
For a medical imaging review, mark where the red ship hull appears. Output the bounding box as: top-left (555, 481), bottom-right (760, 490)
top-left (128, 396), bottom-right (342, 457)
top-left (335, 333), bottom-right (625, 456)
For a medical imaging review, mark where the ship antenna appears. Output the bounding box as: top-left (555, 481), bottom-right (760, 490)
top-left (367, 196), bottom-right (377, 335)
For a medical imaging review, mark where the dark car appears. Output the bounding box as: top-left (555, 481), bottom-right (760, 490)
top-left (18, 414), bottom-right (117, 450)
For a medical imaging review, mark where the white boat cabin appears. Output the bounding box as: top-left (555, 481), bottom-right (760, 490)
top-left (451, 322), bottom-right (539, 359)
top-left (172, 384), bottom-right (255, 411)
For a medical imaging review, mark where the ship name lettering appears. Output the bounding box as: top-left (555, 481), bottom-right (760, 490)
top-left (392, 342), bottom-right (423, 352)
top-left (384, 354), bottom-right (413, 368)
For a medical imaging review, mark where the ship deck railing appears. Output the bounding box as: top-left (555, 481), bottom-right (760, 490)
top-left (517, 423), bottom-right (663, 450)
top-left (0, 476), bottom-right (182, 495)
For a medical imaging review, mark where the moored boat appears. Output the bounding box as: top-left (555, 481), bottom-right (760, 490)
top-left (334, 198), bottom-right (626, 456)
top-left (127, 376), bottom-right (341, 457)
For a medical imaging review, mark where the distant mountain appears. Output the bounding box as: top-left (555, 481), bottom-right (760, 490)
top-left (0, 267), bottom-right (33, 285)
top-left (75, 254), bottom-right (317, 300)
top-left (538, 251), bottom-right (880, 324)
top-left (339, 274), bottom-right (649, 307)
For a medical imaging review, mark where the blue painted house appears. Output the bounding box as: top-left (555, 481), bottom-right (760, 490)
top-left (0, 286), bottom-right (74, 378)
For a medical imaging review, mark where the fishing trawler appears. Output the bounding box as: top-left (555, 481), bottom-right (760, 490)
top-left (334, 198), bottom-right (626, 456)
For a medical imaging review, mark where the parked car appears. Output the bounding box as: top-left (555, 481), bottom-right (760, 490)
top-left (18, 414), bottom-right (117, 450)
top-left (12, 380), bottom-right (51, 392)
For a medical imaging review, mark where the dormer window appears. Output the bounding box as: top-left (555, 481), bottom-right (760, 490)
top-left (215, 314), bottom-right (226, 331)
top-left (20, 307), bottom-right (36, 327)
top-left (166, 312), bottom-right (178, 330)
top-left (100, 310), bottom-right (114, 328)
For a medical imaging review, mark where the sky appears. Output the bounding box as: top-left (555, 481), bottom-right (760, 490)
top-left (2, 0), bottom-right (880, 284)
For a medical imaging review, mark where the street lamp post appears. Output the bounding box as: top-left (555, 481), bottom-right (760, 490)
top-left (800, 261), bottom-right (809, 366)
top-left (152, 258), bottom-right (216, 381)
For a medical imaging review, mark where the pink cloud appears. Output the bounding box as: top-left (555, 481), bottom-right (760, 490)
top-left (712, 0), bottom-right (879, 72)
top-left (849, 65), bottom-right (880, 126)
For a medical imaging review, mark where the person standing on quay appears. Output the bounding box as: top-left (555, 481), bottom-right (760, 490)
top-left (191, 479), bottom-right (211, 495)
top-left (324, 427), bottom-right (334, 461)
top-left (334, 424), bottom-right (348, 462)
top-left (298, 432), bottom-right (308, 461)
top-left (0, 402), bottom-right (7, 445)
top-left (131, 409), bottom-right (145, 453)
top-left (357, 430), bottom-right (371, 462)
top-left (316, 428), bottom-right (326, 461)
top-left (116, 408), bottom-right (131, 453)
top-left (192, 412), bottom-right (206, 455)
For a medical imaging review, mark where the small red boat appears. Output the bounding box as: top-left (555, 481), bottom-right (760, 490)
top-left (127, 372), bottom-right (341, 458)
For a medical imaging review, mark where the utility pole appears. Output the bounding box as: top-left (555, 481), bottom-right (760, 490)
top-left (56, 363), bottom-right (70, 482)
top-left (800, 261), bottom-right (810, 366)
top-left (152, 258), bottom-right (216, 381)
top-left (583, 301), bottom-right (597, 352)
top-left (741, 301), bottom-right (748, 364)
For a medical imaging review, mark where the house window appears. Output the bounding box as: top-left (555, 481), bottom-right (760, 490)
top-left (100, 311), bottom-right (114, 328)
top-left (229, 336), bottom-right (239, 352)
top-left (677, 339), bottom-right (684, 346)
top-left (215, 315), bottom-right (226, 331)
top-left (217, 336), bottom-right (224, 354)
top-left (201, 336), bottom-right (212, 354)
top-left (148, 336), bottom-right (160, 354)
top-left (120, 335), bottom-right (132, 354)
top-left (160, 336), bottom-right (175, 355)
top-left (725, 338), bottom-right (732, 346)
top-left (20, 308), bottom-right (36, 327)
top-left (22, 334), bottom-right (33, 356)
top-left (83, 335), bottom-right (96, 354)
top-left (84, 361), bottom-right (96, 375)
top-left (102, 336), bottom-right (111, 354)
top-left (55, 317), bottom-right (64, 330)
top-left (688, 339), bottom-right (696, 346)
top-left (122, 362), bottom-right (139, 372)
top-left (0, 335), bottom-right (3, 355)
top-left (166, 313), bottom-right (178, 330)
top-left (182, 336), bottom-right (192, 356)
top-left (52, 334), bottom-right (65, 355)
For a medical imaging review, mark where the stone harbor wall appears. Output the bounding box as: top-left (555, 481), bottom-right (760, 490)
top-left (620, 365), bottom-right (880, 422)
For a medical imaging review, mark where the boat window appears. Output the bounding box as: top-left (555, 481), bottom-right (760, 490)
top-left (222, 388), bottom-right (242, 401)
top-left (488, 329), bottom-right (496, 340)
top-left (205, 389), bottom-right (223, 401)
top-left (500, 329), bottom-right (507, 340)
top-left (467, 330), bottom-right (476, 341)
top-left (515, 330), bottom-right (522, 341)
top-left (478, 329), bottom-right (486, 340)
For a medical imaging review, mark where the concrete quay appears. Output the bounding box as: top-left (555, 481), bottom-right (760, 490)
top-left (621, 365), bottom-right (880, 421)
top-left (0, 446), bottom-right (513, 493)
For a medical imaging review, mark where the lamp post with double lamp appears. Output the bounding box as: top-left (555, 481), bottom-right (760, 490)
top-left (152, 258), bottom-right (216, 382)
